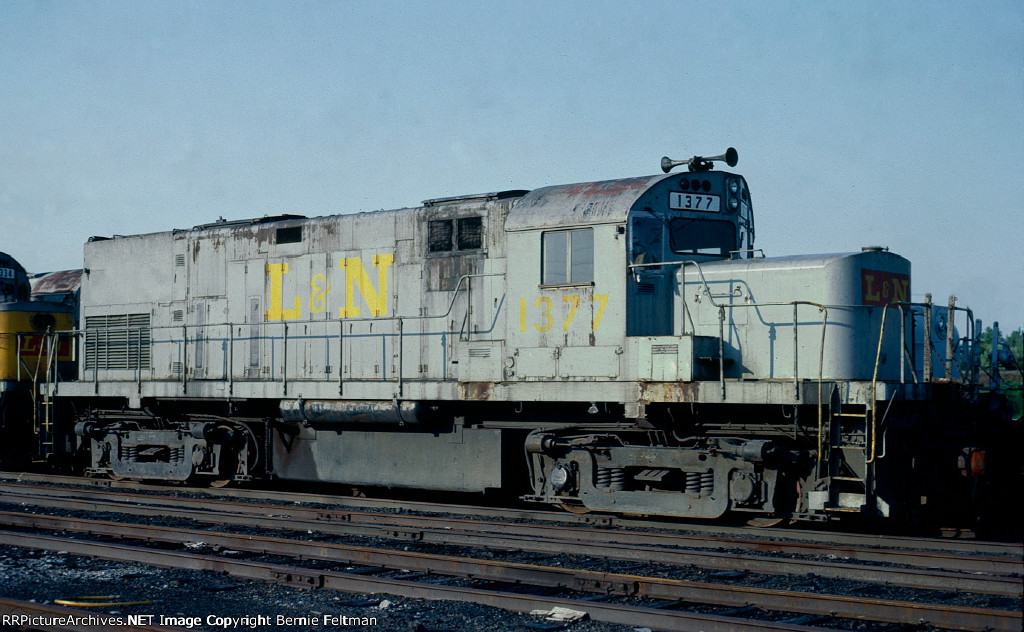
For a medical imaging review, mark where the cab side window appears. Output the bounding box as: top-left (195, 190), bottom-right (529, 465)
top-left (542, 228), bottom-right (593, 285)
top-left (629, 213), bottom-right (663, 264)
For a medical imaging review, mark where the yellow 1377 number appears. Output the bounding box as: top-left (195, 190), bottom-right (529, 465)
top-left (519, 294), bottom-right (608, 332)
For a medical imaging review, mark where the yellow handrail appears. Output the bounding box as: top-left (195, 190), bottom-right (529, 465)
top-left (866, 305), bottom-right (890, 465)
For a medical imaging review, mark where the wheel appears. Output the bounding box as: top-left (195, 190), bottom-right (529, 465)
top-left (745, 517), bottom-right (787, 528)
top-left (558, 502), bottom-right (591, 515)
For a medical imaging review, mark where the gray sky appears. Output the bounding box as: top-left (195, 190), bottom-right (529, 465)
top-left (2, 1), bottom-right (1021, 328)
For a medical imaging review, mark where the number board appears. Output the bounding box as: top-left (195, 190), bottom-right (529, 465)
top-left (669, 192), bottom-right (720, 212)
top-left (0, 268), bottom-right (16, 280)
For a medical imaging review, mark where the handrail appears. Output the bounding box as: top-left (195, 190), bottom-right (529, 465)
top-left (727, 248), bottom-right (765, 258)
top-left (867, 304), bottom-right (890, 465)
top-left (62, 271), bottom-right (506, 390)
top-left (889, 298), bottom-right (977, 391)
top-left (14, 329), bottom-right (68, 455)
top-left (866, 298), bottom-right (978, 465)
top-left (43, 272), bottom-right (990, 418)
top-left (680, 268), bottom-right (831, 397)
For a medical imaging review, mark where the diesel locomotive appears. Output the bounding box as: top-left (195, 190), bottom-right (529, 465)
top-left (1, 149), bottom-right (1016, 525)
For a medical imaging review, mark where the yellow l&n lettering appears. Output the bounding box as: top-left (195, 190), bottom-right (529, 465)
top-left (338, 254), bottom-right (395, 318)
top-left (264, 263), bottom-right (302, 320)
top-left (265, 255), bottom-right (395, 321)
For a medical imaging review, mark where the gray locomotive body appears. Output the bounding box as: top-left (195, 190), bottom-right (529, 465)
top-left (48, 159), bottom-right (995, 523)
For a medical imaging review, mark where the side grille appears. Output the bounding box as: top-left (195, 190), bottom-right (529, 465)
top-left (84, 313), bottom-right (152, 370)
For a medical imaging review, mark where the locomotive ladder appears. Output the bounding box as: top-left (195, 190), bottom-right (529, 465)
top-left (823, 301), bottom-right (902, 515)
top-left (826, 404), bottom-right (873, 513)
top-left (30, 331), bottom-right (61, 463)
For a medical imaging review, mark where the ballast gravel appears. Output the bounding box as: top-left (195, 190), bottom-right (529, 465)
top-left (0, 546), bottom-right (639, 632)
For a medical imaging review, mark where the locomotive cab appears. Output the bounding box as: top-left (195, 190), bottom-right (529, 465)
top-left (513, 152), bottom-right (989, 524)
top-left (626, 169), bottom-right (753, 337)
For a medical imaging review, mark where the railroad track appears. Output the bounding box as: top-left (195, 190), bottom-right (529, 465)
top-left (1, 481), bottom-right (1020, 595)
top-left (1, 475), bottom-right (1021, 631)
top-left (2, 471), bottom-right (1009, 554)
top-left (1, 512), bottom-right (1018, 632)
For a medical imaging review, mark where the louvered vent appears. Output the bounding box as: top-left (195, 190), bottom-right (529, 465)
top-left (428, 220), bottom-right (453, 253)
top-left (637, 283), bottom-right (656, 295)
top-left (84, 313), bottom-right (152, 370)
top-left (651, 344), bottom-right (678, 355)
top-left (468, 347), bottom-right (491, 358)
top-left (457, 217), bottom-right (483, 249)
top-left (175, 254), bottom-right (185, 267)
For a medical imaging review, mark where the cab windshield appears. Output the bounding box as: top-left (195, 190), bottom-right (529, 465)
top-left (668, 218), bottom-right (736, 256)
top-left (630, 214), bottom-right (737, 263)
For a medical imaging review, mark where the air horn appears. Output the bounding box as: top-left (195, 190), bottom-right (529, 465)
top-left (661, 147), bottom-right (738, 173)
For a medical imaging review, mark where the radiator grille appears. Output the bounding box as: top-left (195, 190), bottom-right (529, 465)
top-left (84, 313), bottom-right (152, 370)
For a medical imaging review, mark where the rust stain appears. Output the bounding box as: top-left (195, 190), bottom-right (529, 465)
top-left (254, 226), bottom-right (274, 246)
top-left (30, 270), bottom-right (82, 295)
top-left (458, 381), bottom-right (493, 401)
top-left (556, 177), bottom-right (652, 198)
top-left (639, 380), bottom-right (700, 403)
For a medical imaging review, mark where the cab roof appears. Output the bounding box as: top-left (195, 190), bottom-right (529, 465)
top-left (506, 173), bottom-right (673, 231)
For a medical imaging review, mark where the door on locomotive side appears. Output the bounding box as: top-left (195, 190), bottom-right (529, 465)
top-left (504, 222), bottom-right (627, 382)
top-left (626, 210), bottom-right (674, 337)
